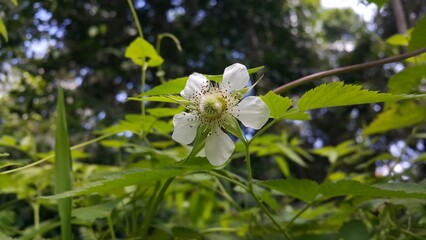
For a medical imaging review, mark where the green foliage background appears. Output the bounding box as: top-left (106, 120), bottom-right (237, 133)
top-left (0, 0), bottom-right (426, 239)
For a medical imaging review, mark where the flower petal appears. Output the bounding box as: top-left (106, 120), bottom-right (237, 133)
top-left (231, 96), bottom-right (270, 130)
top-left (180, 73), bottom-right (209, 100)
top-left (220, 63), bottom-right (249, 93)
top-left (205, 127), bottom-right (234, 166)
top-left (172, 112), bottom-right (201, 144)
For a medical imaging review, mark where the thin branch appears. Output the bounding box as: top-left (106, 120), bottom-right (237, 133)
top-left (273, 47), bottom-right (426, 94)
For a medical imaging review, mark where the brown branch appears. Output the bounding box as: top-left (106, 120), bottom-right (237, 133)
top-left (273, 47), bottom-right (426, 94)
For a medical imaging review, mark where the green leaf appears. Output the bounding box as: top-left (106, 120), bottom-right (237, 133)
top-left (386, 33), bottom-right (408, 46)
top-left (125, 37), bottom-right (164, 67)
top-left (72, 201), bottom-right (118, 221)
top-left (10, 0), bottom-right (18, 6)
top-left (147, 107), bottom-right (184, 118)
top-left (365, 0), bottom-right (388, 9)
top-left (0, 18), bottom-right (8, 42)
top-left (54, 87), bottom-right (73, 240)
top-left (407, 15), bottom-right (426, 52)
top-left (338, 220), bottom-right (369, 240)
top-left (388, 65), bottom-right (426, 94)
top-left (0, 136), bottom-right (16, 146)
top-left (128, 95), bottom-right (189, 104)
top-left (319, 180), bottom-right (426, 199)
top-left (171, 226), bottom-right (203, 239)
top-left (364, 101), bottom-right (426, 135)
top-left (298, 82), bottom-right (405, 111)
top-left (260, 91), bottom-right (292, 119)
top-left (144, 77), bottom-right (187, 96)
top-left (257, 178), bottom-right (320, 203)
top-left (277, 144), bottom-right (307, 167)
top-left (42, 168), bottom-right (187, 199)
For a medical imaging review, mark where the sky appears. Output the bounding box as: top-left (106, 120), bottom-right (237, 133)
top-left (321, 0), bottom-right (378, 22)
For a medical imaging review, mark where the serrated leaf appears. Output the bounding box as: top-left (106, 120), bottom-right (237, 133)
top-left (319, 180), bottom-right (426, 199)
top-left (386, 33), bottom-right (408, 46)
top-left (257, 178), bottom-right (320, 203)
top-left (280, 108), bottom-right (311, 120)
top-left (125, 37), bottom-right (164, 67)
top-left (260, 91), bottom-right (292, 119)
top-left (54, 87), bottom-right (72, 240)
top-left (388, 65), bottom-right (426, 94)
top-left (0, 18), bottom-right (8, 42)
top-left (298, 82), bottom-right (405, 111)
top-left (407, 15), bottom-right (426, 52)
top-left (364, 101), bottom-right (426, 135)
top-left (42, 168), bottom-right (187, 199)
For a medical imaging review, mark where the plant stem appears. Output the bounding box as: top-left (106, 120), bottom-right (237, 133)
top-left (127, 0), bottom-right (144, 39)
top-left (1, 132), bottom-right (116, 175)
top-left (140, 177), bottom-right (175, 238)
top-left (273, 47), bottom-right (426, 94)
top-left (283, 202), bottom-right (313, 232)
top-left (107, 214), bottom-right (117, 240)
top-left (141, 62), bottom-right (148, 116)
top-left (249, 119), bottom-right (279, 144)
top-left (243, 142), bottom-right (288, 239)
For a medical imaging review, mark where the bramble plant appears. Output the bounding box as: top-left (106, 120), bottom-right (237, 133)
top-left (1, 0), bottom-right (426, 239)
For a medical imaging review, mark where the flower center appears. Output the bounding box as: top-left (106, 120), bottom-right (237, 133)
top-left (199, 94), bottom-right (227, 120)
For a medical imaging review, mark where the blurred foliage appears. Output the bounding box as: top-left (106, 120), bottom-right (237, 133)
top-left (0, 0), bottom-right (426, 239)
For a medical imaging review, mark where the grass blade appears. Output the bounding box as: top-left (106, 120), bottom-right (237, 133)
top-left (54, 87), bottom-right (73, 240)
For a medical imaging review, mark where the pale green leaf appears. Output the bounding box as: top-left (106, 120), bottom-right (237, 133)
top-left (364, 101), bottom-right (426, 135)
top-left (42, 168), bottom-right (187, 199)
top-left (386, 33), bottom-right (408, 46)
top-left (407, 15), bottom-right (426, 52)
top-left (277, 144), bottom-right (307, 167)
top-left (319, 180), bottom-right (426, 199)
top-left (10, 0), bottom-right (18, 6)
top-left (125, 37), bottom-right (164, 67)
top-left (388, 65), bottom-right (426, 94)
top-left (54, 87), bottom-right (72, 240)
top-left (280, 108), bottom-right (311, 120)
top-left (298, 82), bottom-right (405, 111)
top-left (0, 136), bottom-right (16, 146)
top-left (260, 91), bottom-right (292, 119)
top-left (257, 178), bottom-right (320, 203)
top-left (72, 201), bottom-right (118, 221)
top-left (0, 18), bottom-right (8, 42)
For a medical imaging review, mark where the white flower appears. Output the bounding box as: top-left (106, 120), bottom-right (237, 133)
top-left (172, 63), bottom-right (270, 166)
